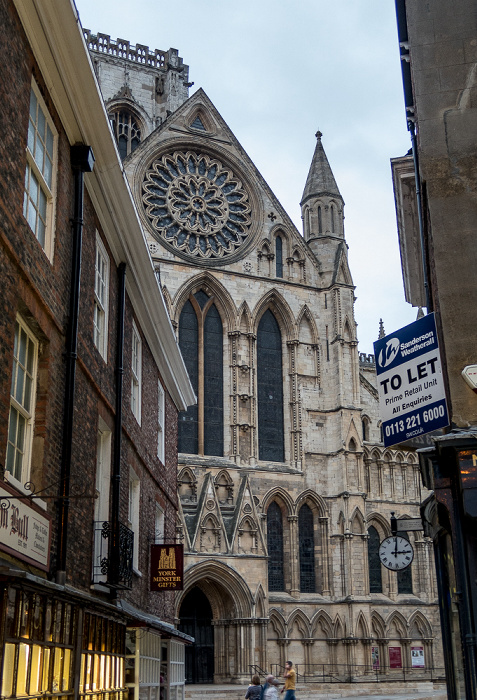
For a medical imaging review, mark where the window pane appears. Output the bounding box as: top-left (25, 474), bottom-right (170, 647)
top-left (178, 300), bottom-right (198, 454)
top-left (267, 502), bottom-right (284, 591)
top-left (258, 310), bottom-right (284, 461)
top-left (203, 304), bottom-right (223, 457)
top-left (299, 504), bottom-right (315, 592)
top-left (368, 527), bottom-right (383, 593)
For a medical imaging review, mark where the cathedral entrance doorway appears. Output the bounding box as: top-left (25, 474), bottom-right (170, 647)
top-left (179, 587), bottom-right (214, 683)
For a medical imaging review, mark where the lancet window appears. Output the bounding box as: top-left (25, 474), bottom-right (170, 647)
top-left (267, 502), bottom-right (284, 591)
top-left (257, 310), bottom-right (284, 462)
top-left (397, 531), bottom-right (413, 594)
top-left (368, 526), bottom-right (383, 593)
top-left (275, 236), bottom-right (283, 277)
top-left (299, 504), bottom-right (316, 592)
top-left (178, 290), bottom-right (223, 456)
top-left (109, 109), bottom-right (141, 159)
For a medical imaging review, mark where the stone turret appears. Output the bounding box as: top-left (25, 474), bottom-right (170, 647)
top-left (301, 132), bottom-right (350, 285)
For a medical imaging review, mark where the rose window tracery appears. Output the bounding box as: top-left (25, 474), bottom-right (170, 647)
top-left (142, 151), bottom-right (252, 260)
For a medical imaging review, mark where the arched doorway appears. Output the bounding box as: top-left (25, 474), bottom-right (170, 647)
top-left (179, 587), bottom-right (214, 683)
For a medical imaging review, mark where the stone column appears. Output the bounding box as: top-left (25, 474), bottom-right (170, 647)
top-left (288, 515), bottom-right (300, 597)
top-left (287, 340), bottom-right (302, 470)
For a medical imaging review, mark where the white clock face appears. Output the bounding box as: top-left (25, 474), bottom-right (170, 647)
top-left (378, 536), bottom-right (414, 571)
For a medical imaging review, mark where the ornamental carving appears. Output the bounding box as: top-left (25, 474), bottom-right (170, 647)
top-left (142, 151), bottom-right (252, 261)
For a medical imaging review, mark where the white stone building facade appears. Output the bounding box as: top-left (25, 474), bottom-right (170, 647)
top-left (86, 31), bottom-right (442, 684)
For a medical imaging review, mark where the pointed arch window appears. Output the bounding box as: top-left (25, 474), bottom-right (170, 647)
top-left (318, 206), bottom-right (323, 234)
top-left (299, 503), bottom-right (316, 592)
top-left (368, 526), bottom-right (383, 593)
top-left (397, 531), bottom-right (413, 594)
top-left (178, 291), bottom-right (223, 456)
top-left (267, 502), bottom-right (284, 591)
top-left (275, 236), bottom-right (283, 277)
top-left (257, 310), bottom-right (284, 462)
top-left (109, 109), bottom-right (141, 159)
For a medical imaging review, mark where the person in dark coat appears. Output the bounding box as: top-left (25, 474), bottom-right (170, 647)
top-left (245, 674), bottom-right (262, 700)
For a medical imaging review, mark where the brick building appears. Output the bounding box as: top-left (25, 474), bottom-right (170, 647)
top-left (86, 29), bottom-right (444, 685)
top-left (0, 2), bottom-right (194, 700)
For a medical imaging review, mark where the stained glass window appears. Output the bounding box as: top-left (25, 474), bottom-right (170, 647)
top-left (368, 526), bottom-right (383, 593)
top-left (397, 531), bottom-right (413, 594)
top-left (178, 292), bottom-right (223, 456)
top-left (267, 502), bottom-right (284, 591)
top-left (257, 310), bottom-right (284, 462)
top-left (299, 504), bottom-right (315, 592)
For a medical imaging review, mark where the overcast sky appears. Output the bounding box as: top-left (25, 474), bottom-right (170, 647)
top-left (75, 0), bottom-right (419, 354)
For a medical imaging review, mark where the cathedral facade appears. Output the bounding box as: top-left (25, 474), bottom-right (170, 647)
top-left (86, 32), bottom-right (442, 684)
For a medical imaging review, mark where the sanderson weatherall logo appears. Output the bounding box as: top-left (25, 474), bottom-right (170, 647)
top-left (374, 313), bottom-right (449, 447)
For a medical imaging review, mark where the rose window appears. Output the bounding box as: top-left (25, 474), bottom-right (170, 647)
top-left (142, 151), bottom-right (252, 260)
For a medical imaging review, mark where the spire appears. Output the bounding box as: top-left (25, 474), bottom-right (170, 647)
top-left (300, 131), bottom-right (342, 206)
top-left (378, 318), bottom-right (386, 339)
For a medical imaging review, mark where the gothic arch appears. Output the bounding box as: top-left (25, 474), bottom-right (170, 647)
top-left (214, 470), bottom-right (234, 504)
top-left (386, 610), bottom-right (408, 638)
top-left (177, 560), bottom-right (253, 619)
top-left (254, 584), bottom-right (267, 619)
top-left (252, 289), bottom-right (295, 340)
top-left (296, 305), bottom-right (319, 344)
top-left (188, 107), bottom-right (215, 134)
top-left (343, 316), bottom-right (355, 342)
top-left (161, 285), bottom-right (173, 318)
top-left (269, 609), bottom-right (286, 638)
top-left (107, 98), bottom-right (149, 136)
top-left (178, 467), bottom-right (197, 503)
top-left (311, 609), bottom-right (333, 638)
top-left (355, 611), bottom-right (370, 639)
top-left (287, 609), bottom-right (311, 638)
top-left (172, 272), bottom-right (237, 332)
top-left (371, 611), bottom-right (386, 638)
top-left (350, 507), bottom-right (365, 535)
top-left (237, 301), bottom-right (252, 334)
top-left (262, 487), bottom-right (295, 515)
top-left (294, 489), bottom-right (328, 517)
top-left (366, 512), bottom-right (390, 538)
top-left (333, 615), bottom-right (345, 639)
top-left (408, 611), bottom-right (433, 639)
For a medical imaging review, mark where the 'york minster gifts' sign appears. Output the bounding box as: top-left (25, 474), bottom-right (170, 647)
top-left (0, 483), bottom-right (51, 570)
top-left (150, 544), bottom-right (183, 591)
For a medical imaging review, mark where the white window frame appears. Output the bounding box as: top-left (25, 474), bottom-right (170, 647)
top-left (93, 233), bottom-right (110, 360)
top-left (6, 316), bottom-right (39, 487)
top-left (93, 419), bottom-right (112, 584)
top-left (23, 80), bottom-right (57, 261)
top-left (131, 322), bottom-right (142, 424)
top-left (128, 470), bottom-right (140, 572)
top-left (157, 381), bottom-right (165, 463)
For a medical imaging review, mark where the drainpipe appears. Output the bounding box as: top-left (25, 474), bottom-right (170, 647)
top-left (408, 120), bottom-right (431, 312)
top-left (109, 262), bottom-right (126, 589)
top-left (56, 144), bottom-right (95, 585)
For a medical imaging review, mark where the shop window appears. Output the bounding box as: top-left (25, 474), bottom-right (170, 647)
top-left (368, 526), bottom-right (383, 593)
top-left (79, 613), bottom-right (126, 700)
top-left (1, 588), bottom-right (75, 700)
top-left (299, 503), bottom-right (316, 592)
top-left (267, 502), bottom-right (284, 591)
top-left (178, 291), bottom-right (223, 457)
top-left (94, 233), bottom-right (110, 360)
top-left (6, 316), bottom-right (39, 486)
top-left (257, 310), bottom-right (284, 462)
top-left (23, 81), bottom-right (57, 259)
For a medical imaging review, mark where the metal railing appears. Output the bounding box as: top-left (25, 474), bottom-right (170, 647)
top-left (93, 520), bottom-right (134, 589)
top-left (249, 663), bottom-right (446, 684)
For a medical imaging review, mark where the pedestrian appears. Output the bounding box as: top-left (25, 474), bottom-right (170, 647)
top-left (245, 674), bottom-right (262, 700)
top-left (259, 674), bottom-right (274, 700)
top-left (280, 661), bottom-right (296, 700)
top-left (263, 677), bottom-right (281, 700)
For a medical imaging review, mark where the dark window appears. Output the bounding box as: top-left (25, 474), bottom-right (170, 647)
top-left (109, 110), bottom-right (141, 160)
top-left (330, 205), bottom-right (335, 233)
top-left (368, 526), bottom-right (383, 593)
top-left (276, 236), bottom-right (283, 277)
top-left (178, 300), bottom-right (198, 454)
top-left (397, 531), bottom-right (413, 594)
top-left (257, 310), bottom-right (284, 461)
top-left (362, 418), bottom-right (369, 442)
top-left (318, 206), bottom-right (322, 234)
top-left (299, 504), bottom-right (316, 592)
top-left (178, 292), bottom-right (223, 456)
top-left (267, 502), bottom-right (284, 591)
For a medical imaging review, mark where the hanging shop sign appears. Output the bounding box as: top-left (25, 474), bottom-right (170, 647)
top-left (411, 646), bottom-right (425, 668)
top-left (374, 313), bottom-right (449, 447)
top-left (150, 544), bottom-right (184, 591)
top-left (0, 483), bottom-right (51, 570)
top-left (389, 646), bottom-right (403, 669)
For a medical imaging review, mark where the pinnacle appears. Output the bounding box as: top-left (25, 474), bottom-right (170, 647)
top-left (301, 132), bottom-right (342, 206)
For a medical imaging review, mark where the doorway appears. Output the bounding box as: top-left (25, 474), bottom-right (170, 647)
top-left (178, 587), bottom-right (214, 683)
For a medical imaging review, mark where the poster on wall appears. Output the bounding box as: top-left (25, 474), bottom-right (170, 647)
top-left (371, 646), bottom-right (380, 669)
top-left (411, 646), bottom-right (425, 668)
top-left (389, 646), bottom-right (402, 669)
top-left (150, 544), bottom-right (183, 591)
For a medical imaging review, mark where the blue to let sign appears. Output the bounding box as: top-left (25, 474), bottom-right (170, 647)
top-left (373, 313), bottom-right (449, 448)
